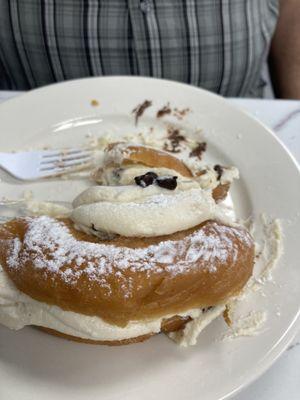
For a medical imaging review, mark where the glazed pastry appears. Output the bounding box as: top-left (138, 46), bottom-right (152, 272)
top-left (98, 142), bottom-right (193, 176)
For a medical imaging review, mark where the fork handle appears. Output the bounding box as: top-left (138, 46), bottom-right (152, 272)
top-left (0, 152), bottom-right (17, 178)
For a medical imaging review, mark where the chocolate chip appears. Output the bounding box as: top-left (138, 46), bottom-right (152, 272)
top-left (173, 107), bottom-right (190, 120)
top-left (145, 171), bottom-right (158, 179)
top-left (134, 171), bottom-right (158, 188)
top-left (213, 164), bottom-right (224, 180)
top-left (156, 176), bottom-right (178, 190)
top-left (134, 172), bottom-right (178, 190)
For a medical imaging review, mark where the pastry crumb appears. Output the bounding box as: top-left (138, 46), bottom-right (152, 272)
top-left (222, 310), bottom-right (267, 340)
top-left (91, 99), bottom-right (99, 107)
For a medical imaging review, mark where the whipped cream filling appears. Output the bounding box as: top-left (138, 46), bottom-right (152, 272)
top-left (95, 165), bottom-right (186, 186)
top-left (220, 166), bottom-right (239, 185)
top-left (0, 266), bottom-right (218, 343)
top-left (168, 305), bottom-right (226, 346)
top-left (94, 163), bottom-right (238, 190)
top-left (195, 166), bottom-right (239, 189)
top-left (71, 184), bottom-right (235, 238)
top-left (73, 180), bottom-right (199, 207)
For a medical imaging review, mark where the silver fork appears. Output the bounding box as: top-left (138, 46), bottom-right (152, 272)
top-left (0, 148), bottom-right (93, 180)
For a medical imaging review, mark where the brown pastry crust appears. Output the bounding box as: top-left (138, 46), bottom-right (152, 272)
top-left (0, 218), bottom-right (254, 327)
top-left (161, 315), bottom-right (192, 332)
top-left (106, 142), bottom-right (193, 177)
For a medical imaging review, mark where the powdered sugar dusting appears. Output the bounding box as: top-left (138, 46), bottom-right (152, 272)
top-left (8, 238), bottom-right (22, 268)
top-left (6, 216), bottom-right (249, 297)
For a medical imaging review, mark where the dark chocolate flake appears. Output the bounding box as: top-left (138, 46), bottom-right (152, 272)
top-left (132, 100), bottom-right (152, 126)
top-left (173, 107), bottom-right (191, 120)
top-left (156, 176), bottom-right (178, 190)
top-left (157, 104), bottom-right (172, 118)
top-left (213, 164), bottom-right (224, 180)
top-left (164, 127), bottom-right (186, 153)
top-left (189, 142), bottom-right (207, 159)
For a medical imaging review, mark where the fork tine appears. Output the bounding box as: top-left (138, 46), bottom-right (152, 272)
top-left (39, 157), bottom-right (93, 172)
top-left (40, 152), bottom-right (92, 165)
top-left (38, 162), bottom-right (92, 178)
top-left (42, 148), bottom-right (92, 158)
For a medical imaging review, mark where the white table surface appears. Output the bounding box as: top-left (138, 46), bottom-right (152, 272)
top-left (0, 91), bottom-right (299, 400)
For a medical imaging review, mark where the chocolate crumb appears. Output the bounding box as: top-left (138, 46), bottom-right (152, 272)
top-left (163, 143), bottom-right (180, 153)
top-left (132, 100), bottom-right (152, 126)
top-left (169, 129), bottom-right (186, 143)
top-left (163, 126), bottom-right (186, 153)
top-left (156, 176), bottom-right (178, 190)
top-left (157, 103), bottom-right (172, 118)
top-left (134, 171), bottom-right (158, 188)
top-left (173, 107), bottom-right (191, 120)
top-left (189, 142), bottom-right (207, 159)
top-left (214, 164), bottom-right (224, 180)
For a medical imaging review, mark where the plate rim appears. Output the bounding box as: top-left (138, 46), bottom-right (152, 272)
top-left (1, 75), bottom-right (299, 174)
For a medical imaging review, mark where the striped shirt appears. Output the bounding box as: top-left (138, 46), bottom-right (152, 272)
top-left (0, 0), bottom-right (279, 96)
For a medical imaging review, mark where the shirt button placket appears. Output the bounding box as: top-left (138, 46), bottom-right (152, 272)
top-left (140, 0), bottom-right (152, 13)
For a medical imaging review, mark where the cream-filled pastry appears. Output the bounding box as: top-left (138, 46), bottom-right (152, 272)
top-left (0, 216), bottom-right (254, 345)
top-left (0, 142), bottom-right (254, 346)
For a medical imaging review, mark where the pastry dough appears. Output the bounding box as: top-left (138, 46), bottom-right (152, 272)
top-left (0, 217), bottom-right (254, 332)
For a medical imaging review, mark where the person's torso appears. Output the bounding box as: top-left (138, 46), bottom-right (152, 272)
top-left (0, 0), bottom-right (279, 96)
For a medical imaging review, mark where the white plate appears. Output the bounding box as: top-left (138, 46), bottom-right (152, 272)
top-left (0, 77), bottom-right (299, 400)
